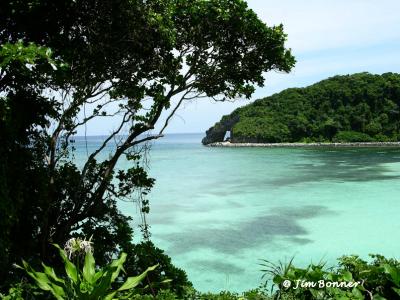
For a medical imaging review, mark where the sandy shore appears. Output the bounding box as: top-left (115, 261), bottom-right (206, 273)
top-left (206, 141), bottom-right (400, 148)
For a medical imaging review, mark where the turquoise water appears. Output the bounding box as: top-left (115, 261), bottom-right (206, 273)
top-left (75, 133), bottom-right (400, 292)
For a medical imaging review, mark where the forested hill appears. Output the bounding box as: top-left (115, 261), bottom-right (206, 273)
top-left (202, 72), bottom-right (400, 144)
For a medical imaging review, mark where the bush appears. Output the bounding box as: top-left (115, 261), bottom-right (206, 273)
top-left (373, 133), bottom-right (397, 142)
top-left (333, 131), bottom-right (374, 142)
top-left (261, 254), bottom-right (400, 300)
top-left (366, 121), bottom-right (383, 136)
top-left (0, 282), bottom-right (44, 300)
top-left (124, 241), bottom-right (192, 298)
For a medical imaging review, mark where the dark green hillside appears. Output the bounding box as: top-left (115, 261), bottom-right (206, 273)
top-left (202, 72), bottom-right (400, 144)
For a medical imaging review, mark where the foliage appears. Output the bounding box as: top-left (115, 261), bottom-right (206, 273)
top-left (18, 244), bottom-right (157, 300)
top-left (203, 72), bottom-right (400, 144)
top-left (332, 131), bottom-right (375, 143)
top-left (0, 41), bottom-right (58, 69)
top-left (124, 241), bottom-right (192, 297)
top-left (6, 253), bottom-right (400, 300)
top-left (0, 282), bottom-right (43, 300)
top-left (261, 254), bottom-right (400, 300)
top-left (0, 0), bottom-right (294, 291)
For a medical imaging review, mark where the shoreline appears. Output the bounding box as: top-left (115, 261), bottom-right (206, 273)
top-left (206, 141), bottom-right (400, 148)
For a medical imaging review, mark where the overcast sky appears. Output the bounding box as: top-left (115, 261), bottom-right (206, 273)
top-left (79, 0), bottom-right (400, 135)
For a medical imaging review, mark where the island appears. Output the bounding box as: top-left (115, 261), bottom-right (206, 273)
top-left (202, 72), bottom-right (400, 146)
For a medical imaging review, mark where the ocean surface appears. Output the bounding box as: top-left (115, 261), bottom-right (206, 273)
top-left (74, 133), bottom-right (400, 292)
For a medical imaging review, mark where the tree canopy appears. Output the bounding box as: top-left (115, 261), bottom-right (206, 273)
top-left (0, 0), bottom-right (294, 291)
top-left (202, 72), bottom-right (400, 144)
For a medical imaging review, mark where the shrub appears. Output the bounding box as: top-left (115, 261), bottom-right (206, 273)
top-left (333, 131), bottom-right (374, 142)
top-left (261, 254), bottom-right (400, 300)
top-left (0, 282), bottom-right (43, 300)
top-left (366, 121), bottom-right (383, 136)
top-left (124, 241), bottom-right (192, 297)
top-left (373, 134), bottom-right (390, 142)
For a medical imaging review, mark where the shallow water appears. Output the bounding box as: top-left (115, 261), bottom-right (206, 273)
top-left (75, 133), bottom-right (400, 292)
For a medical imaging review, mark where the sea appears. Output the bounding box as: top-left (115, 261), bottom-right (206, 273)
top-left (74, 133), bottom-right (400, 292)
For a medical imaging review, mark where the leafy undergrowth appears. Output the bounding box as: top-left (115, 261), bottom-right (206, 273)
top-left (3, 254), bottom-right (400, 299)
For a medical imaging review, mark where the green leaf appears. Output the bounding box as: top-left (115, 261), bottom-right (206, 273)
top-left (383, 264), bottom-right (400, 286)
top-left (351, 287), bottom-right (363, 298)
top-left (118, 264), bottom-right (158, 291)
top-left (90, 253), bottom-right (129, 299)
top-left (91, 269), bottom-right (114, 299)
top-left (104, 291), bottom-right (117, 300)
top-left (42, 263), bottom-right (64, 284)
top-left (373, 295), bottom-right (387, 300)
top-left (109, 252), bottom-right (127, 283)
top-left (64, 260), bottom-right (78, 284)
top-left (393, 287), bottom-right (400, 296)
top-left (53, 244), bottom-right (78, 283)
top-left (29, 271), bottom-right (52, 291)
top-left (160, 279), bottom-right (173, 284)
top-left (21, 260), bottom-right (65, 300)
top-left (83, 251), bottom-right (96, 284)
top-left (342, 270), bottom-right (353, 281)
top-left (48, 283), bottom-right (66, 300)
top-left (21, 261), bottom-right (50, 290)
top-left (93, 269), bottom-right (105, 282)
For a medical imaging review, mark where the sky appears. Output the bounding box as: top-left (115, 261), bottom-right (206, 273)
top-left (79, 0), bottom-right (400, 135)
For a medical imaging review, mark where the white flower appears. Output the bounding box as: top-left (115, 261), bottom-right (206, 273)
top-left (64, 236), bottom-right (93, 259)
top-left (80, 239), bottom-right (93, 254)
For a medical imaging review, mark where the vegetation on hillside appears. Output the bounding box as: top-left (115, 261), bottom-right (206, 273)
top-left (202, 73), bottom-right (400, 144)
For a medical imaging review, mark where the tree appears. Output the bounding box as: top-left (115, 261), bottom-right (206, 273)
top-left (203, 73), bottom-right (400, 144)
top-left (0, 0), bottom-right (295, 288)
